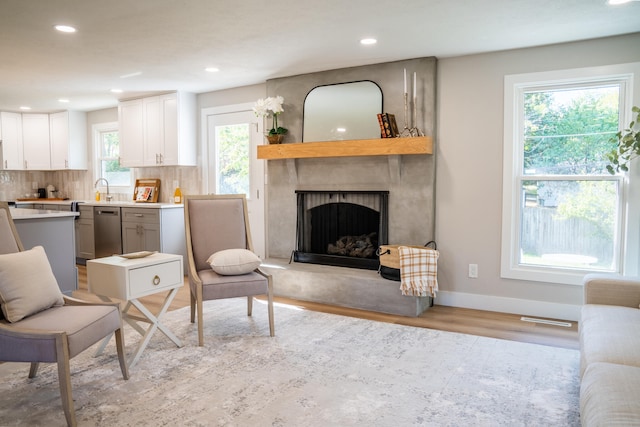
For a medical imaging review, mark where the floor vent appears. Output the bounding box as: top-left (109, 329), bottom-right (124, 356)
top-left (520, 317), bottom-right (572, 328)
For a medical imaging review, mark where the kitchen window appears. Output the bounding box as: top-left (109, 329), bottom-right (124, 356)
top-left (501, 64), bottom-right (638, 285)
top-left (93, 122), bottom-right (132, 191)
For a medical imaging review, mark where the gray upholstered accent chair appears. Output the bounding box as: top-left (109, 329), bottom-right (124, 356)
top-left (0, 202), bottom-right (128, 427)
top-left (184, 194), bottom-right (274, 346)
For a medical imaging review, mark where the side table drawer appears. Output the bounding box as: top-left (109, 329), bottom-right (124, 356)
top-left (129, 259), bottom-right (182, 298)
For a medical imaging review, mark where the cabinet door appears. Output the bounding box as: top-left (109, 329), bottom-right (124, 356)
top-left (143, 96), bottom-right (162, 165)
top-left (119, 99), bottom-right (144, 167)
top-left (76, 219), bottom-right (96, 259)
top-left (160, 93), bottom-right (178, 165)
top-left (50, 111), bottom-right (87, 170)
top-left (22, 114), bottom-right (51, 170)
top-left (0, 112), bottom-right (23, 170)
top-left (122, 222), bottom-right (160, 253)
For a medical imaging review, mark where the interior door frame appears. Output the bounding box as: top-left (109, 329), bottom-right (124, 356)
top-left (200, 102), bottom-right (266, 253)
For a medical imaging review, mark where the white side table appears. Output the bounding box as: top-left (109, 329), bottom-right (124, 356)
top-left (87, 252), bottom-right (184, 368)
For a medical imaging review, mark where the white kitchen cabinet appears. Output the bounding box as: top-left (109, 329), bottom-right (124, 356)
top-left (76, 205), bottom-right (95, 260)
top-left (22, 113), bottom-right (51, 170)
top-left (0, 112), bottom-right (24, 170)
top-left (118, 98), bottom-right (144, 167)
top-left (119, 91), bottom-right (195, 167)
top-left (50, 111), bottom-right (87, 170)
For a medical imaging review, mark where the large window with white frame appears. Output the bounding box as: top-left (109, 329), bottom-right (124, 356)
top-left (502, 66), bottom-right (636, 285)
top-left (93, 122), bottom-right (132, 192)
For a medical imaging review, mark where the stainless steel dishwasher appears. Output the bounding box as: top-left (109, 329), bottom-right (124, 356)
top-left (93, 206), bottom-right (122, 258)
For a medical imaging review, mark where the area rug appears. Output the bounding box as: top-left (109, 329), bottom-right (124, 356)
top-left (0, 299), bottom-right (580, 426)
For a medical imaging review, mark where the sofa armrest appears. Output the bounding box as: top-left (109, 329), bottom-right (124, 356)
top-left (583, 273), bottom-right (640, 307)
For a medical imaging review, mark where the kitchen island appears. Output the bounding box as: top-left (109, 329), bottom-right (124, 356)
top-left (10, 207), bottom-right (79, 295)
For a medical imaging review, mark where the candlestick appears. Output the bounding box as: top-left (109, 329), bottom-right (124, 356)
top-left (413, 72), bottom-right (416, 98)
top-left (403, 68), bottom-right (407, 95)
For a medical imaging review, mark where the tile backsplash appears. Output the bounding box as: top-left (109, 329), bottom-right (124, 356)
top-left (0, 165), bottom-right (202, 203)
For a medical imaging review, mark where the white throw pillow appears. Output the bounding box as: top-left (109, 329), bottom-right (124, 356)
top-left (207, 249), bottom-right (261, 276)
top-left (0, 246), bottom-right (64, 323)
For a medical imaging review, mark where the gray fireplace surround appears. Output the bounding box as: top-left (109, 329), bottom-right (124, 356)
top-left (260, 57), bottom-right (437, 316)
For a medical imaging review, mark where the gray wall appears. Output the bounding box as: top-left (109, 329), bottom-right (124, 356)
top-left (436, 33), bottom-right (640, 320)
top-left (264, 58), bottom-right (438, 259)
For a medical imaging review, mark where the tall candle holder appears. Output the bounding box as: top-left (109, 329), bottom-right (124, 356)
top-left (399, 70), bottom-right (423, 137)
top-left (409, 92), bottom-right (424, 137)
top-left (399, 92), bottom-right (412, 137)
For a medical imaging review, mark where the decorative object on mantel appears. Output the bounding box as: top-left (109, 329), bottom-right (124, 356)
top-left (253, 96), bottom-right (288, 144)
top-left (400, 68), bottom-right (424, 137)
top-left (606, 105), bottom-right (640, 174)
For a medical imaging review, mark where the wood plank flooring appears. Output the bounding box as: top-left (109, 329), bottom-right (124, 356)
top-left (75, 265), bottom-right (579, 350)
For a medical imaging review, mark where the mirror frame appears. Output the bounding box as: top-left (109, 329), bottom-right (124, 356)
top-left (302, 80), bottom-right (383, 142)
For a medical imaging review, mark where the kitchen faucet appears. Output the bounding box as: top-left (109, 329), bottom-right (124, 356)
top-left (94, 178), bottom-right (112, 202)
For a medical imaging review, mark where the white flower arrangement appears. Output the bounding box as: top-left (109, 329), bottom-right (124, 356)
top-left (253, 96), bottom-right (288, 135)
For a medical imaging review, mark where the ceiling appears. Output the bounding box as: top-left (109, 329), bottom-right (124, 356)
top-left (1, 0), bottom-right (639, 113)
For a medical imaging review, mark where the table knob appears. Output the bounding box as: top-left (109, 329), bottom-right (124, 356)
top-left (153, 275), bottom-right (161, 286)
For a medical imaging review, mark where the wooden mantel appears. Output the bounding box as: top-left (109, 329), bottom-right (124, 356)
top-left (257, 136), bottom-right (432, 160)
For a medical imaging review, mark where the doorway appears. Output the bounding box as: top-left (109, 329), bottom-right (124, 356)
top-left (203, 104), bottom-right (266, 259)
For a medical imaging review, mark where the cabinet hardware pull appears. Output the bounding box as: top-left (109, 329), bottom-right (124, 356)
top-left (135, 214), bottom-right (143, 217)
top-left (152, 275), bottom-right (161, 286)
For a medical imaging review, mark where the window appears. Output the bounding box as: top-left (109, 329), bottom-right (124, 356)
top-left (502, 66), bottom-right (636, 285)
top-left (93, 122), bottom-right (132, 191)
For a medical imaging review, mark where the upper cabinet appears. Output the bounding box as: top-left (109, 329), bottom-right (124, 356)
top-left (0, 110), bottom-right (87, 171)
top-left (50, 111), bottom-right (87, 170)
top-left (119, 91), bottom-right (196, 167)
top-left (21, 114), bottom-right (51, 170)
top-left (0, 112), bottom-right (24, 170)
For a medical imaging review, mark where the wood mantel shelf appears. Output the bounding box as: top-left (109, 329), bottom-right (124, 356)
top-left (257, 136), bottom-right (432, 160)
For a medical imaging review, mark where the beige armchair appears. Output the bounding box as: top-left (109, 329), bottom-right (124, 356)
top-left (0, 202), bottom-right (128, 427)
top-left (184, 194), bottom-right (274, 346)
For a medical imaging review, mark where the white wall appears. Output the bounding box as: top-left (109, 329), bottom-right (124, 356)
top-left (435, 33), bottom-right (640, 321)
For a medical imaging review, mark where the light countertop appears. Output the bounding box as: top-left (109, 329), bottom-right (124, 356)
top-left (9, 207), bottom-right (79, 220)
top-left (14, 200), bottom-right (183, 209)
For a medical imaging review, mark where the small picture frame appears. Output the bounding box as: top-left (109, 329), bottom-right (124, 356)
top-left (133, 179), bottom-right (160, 203)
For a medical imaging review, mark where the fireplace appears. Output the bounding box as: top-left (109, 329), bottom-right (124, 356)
top-left (293, 190), bottom-right (389, 270)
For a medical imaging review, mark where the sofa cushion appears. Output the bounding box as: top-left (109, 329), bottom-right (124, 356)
top-left (580, 362), bottom-right (640, 427)
top-left (580, 304), bottom-right (640, 376)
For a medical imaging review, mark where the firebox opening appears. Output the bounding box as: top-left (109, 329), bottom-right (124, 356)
top-left (294, 190), bottom-right (389, 270)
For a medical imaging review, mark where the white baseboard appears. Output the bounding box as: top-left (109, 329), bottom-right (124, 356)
top-left (435, 291), bottom-right (581, 322)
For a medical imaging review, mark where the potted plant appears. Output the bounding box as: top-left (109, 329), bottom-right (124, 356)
top-left (607, 105), bottom-right (640, 174)
top-left (253, 96), bottom-right (288, 144)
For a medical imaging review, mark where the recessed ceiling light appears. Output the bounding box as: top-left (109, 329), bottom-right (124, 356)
top-left (20, 106), bottom-right (31, 110)
top-left (110, 89), bottom-right (123, 93)
top-left (120, 71), bottom-right (142, 79)
top-left (205, 67), bottom-right (220, 73)
top-left (58, 98), bottom-right (70, 103)
top-left (54, 25), bottom-right (76, 33)
top-left (360, 38), bottom-right (377, 45)
top-left (608, 0), bottom-right (639, 4)
top-left (336, 127), bottom-right (347, 132)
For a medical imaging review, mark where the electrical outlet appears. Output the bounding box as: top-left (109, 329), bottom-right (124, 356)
top-left (468, 264), bottom-right (478, 278)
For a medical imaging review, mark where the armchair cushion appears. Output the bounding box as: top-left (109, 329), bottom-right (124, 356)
top-left (206, 248), bottom-right (261, 276)
top-left (0, 246), bottom-right (64, 322)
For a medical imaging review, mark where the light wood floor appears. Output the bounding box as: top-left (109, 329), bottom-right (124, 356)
top-left (75, 265), bottom-right (579, 350)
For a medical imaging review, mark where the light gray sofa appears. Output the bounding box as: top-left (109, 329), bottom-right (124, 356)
top-left (580, 274), bottom-right (640, 426)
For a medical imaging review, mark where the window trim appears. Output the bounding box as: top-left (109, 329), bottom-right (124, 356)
top-left (92, 122), bottom-right (133, 194)
top-left (501, 64), bottom-right (637, 285)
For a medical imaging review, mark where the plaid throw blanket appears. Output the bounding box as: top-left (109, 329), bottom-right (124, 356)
top-left (398, 246), bottom-right (439, 298)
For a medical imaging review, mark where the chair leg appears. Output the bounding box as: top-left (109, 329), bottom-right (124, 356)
top-left (247, 296), bottom-right (253, 316)
top-left (197, 296), bottom-right (204, 347)
top-left (114, 327), bottom-right (129, 380)
top-left (55, 334), bottom-right (77, 427)
top-left (190, 290), bottom-right (196, 324)
top-left (28, 362), bottom-right (39, 378)
top-left (267, 279), bottom-right (275, 337)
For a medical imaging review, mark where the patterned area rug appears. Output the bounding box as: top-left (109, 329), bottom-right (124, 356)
top-left (0, 298), bottom-right (580, 426)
